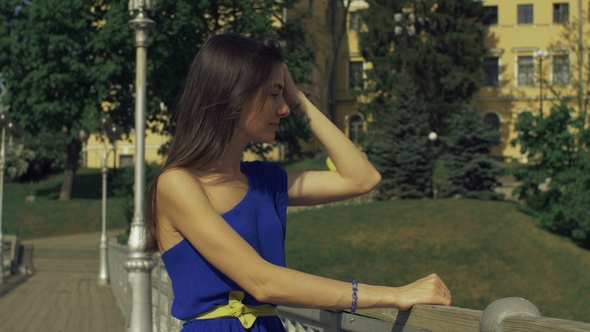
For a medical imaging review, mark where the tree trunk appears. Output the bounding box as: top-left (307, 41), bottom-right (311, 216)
top-left (59, 140), bottom-right (81, 201)
top-left (321, 0), bottom-right (350, 124)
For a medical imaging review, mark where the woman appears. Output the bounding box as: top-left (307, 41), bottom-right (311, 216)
top-left (145, 33), bottom-right (452, 332)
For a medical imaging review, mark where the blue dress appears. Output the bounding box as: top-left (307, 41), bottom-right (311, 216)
top-left (161, 161), bottom-right (289, 331)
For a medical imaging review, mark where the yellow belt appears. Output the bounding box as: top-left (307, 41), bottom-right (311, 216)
top-left (195, 291), bottom-right (278, 328)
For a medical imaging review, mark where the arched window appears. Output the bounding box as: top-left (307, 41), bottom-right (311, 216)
top-left (483, 113), bottom-right (500, 131)
top-left (349, 115), bottom-right (363, 142)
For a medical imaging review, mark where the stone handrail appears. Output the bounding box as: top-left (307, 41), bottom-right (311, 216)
top-left (109, 242), bottom-right (590, 332)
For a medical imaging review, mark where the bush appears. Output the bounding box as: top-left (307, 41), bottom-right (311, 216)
top-left (4, 143), bottom-right (35, 180)
top-left (111, 162), bottom-right (161, 244)
top-left (15, 130), bottom-right (67, 181)
top-left (511, 102), bottom-right (590, 247)
top-left (110, 162), bottom-right (161, 198)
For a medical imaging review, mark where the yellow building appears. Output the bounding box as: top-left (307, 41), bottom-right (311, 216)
top-left (287, 0), bottom-right (370, 144)
top-left (83, 128), bottom-right (168, 169)
top-left (476, 0), bottom-right (588, 161)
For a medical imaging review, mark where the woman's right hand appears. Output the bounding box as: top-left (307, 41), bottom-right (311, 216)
top-left (390, 273), bottom-right (452, 311)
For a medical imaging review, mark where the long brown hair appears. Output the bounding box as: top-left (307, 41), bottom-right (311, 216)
top-left (144, 34), bottom-right (285, 254)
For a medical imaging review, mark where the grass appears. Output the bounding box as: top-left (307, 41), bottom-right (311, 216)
top-left (3, 168), bottom-right (129, 239)
top-left (277, 155), bottom-right (330, 172)
top-left (285, 199), bottom-right (590, 323)
top-left (4, 159), bottom-right (590, 323)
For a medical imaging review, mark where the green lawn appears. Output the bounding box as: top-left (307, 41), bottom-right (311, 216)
top-left (3, 168), bottom-right (128, 238)
top-left (3, 163), bottom-right (590, 323)
top-left (285, 199), bottom-right (590, 323)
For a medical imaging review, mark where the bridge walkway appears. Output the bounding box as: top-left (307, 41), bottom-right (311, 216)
top-left (0, 231), bottom-right (126, 332)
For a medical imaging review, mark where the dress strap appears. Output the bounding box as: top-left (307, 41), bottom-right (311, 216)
top-left (194, 291), bottom-right (278, 328)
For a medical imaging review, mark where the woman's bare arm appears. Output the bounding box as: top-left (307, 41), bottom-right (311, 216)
top-left (156, 169), bottom-right (451, 310)
top-left (282, 65), bottom-right (382, 206)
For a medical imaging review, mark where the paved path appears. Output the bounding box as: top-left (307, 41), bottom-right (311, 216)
top-left (0, 231), bottom-right (127, 332)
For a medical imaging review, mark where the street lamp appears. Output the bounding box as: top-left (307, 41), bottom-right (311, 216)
top-left (428, 132), bottom-right (438, 199)
top-left (394, 12), bottom-right (416, 71)
top-left (126, 1), bottom-right (156, 331)
top-left (533, 50), bottom-right (549, 114)
top-left (78, 127), bottom-right (89, 168)
top-left (90, 116), bottom-right (123, 287)
top-left (0, 112), bottom-right (22, 285)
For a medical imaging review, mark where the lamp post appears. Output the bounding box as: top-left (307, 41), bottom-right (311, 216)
top-left (394, 12), bottom-right (416, 71)
top-left (91, 116), bottom-right (123, 287)
top-left (0, 112), bottom-right (22, 285)
top-left (78, 128), bottom-right (89, 168)
top-left (428, 132), bottom-right (438, 199)
top-left (126, 1), bottom-right (156, 331)
top-left (533, 50), bottom-right (548, 114)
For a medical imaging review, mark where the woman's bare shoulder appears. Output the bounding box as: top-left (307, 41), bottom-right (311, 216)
top-left (158, 167), bottom-right (203, 190)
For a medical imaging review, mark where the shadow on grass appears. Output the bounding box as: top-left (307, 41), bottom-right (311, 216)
top-left (35, 171), bottom-right (104, 200)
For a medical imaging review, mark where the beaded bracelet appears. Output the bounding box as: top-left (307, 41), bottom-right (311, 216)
top-left (350, 279), bottom-right (358, 323)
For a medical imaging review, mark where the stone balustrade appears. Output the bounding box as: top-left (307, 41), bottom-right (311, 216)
top-left (109, 242), bottom-right (590, 332)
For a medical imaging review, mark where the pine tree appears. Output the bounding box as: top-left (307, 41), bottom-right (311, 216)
top-left (365, 74), bottom-right (435, 199)
top-left (359, 0), bottom-right (487, 135)
top-left (441, 106), bottom-right (503, 200)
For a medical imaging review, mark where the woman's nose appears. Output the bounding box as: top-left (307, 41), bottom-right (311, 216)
top-left (278, 98), bottom-right (290, 118)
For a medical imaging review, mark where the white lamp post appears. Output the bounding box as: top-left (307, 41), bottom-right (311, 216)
top-left (93, 116), bottom-right (123, 287)
top-left (428, 132), bottom-right (438, 199)
top-left (77, 128), bottom-right (89, 168)
top-left (533, 50), bottom-right (548, 114)
top-left (126, 1), bottom-right (156, 332)
top-left (0, 111), bottom-right (22, 285)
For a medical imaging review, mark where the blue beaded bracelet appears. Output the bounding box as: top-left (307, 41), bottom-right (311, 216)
top-left (350, 279), bottom-right (358, 323)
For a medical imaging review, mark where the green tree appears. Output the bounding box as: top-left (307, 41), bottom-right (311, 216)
top-left (440, 106), bottom-right (503, 200)
top-left (0, 0), bottom-right (313, 199)
top-left (511, 102), bottom-right (590, 247)
top-left (0, 0), bottom-right (107, 199)
top-left (359, 0), bottom-right (487, 135)
top-left (364, 74), bottom-right (435, 199)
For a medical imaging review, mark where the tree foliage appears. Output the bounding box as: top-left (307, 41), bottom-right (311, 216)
top-left (440, 106), bottom-right (503, 199)
top-left (0, 0), bottom-right (314, 198)
top-left (364, 74), bottom-right (435, 199)
top-left (511, 102), bottom-right (590, 247)
top-left (359, 0), bottom-right (487, 135)
top-left (9, 130), bottom-right (68, 181)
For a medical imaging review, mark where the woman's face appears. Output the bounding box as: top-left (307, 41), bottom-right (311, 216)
top-left (238, 65), bottom-right (290, 143)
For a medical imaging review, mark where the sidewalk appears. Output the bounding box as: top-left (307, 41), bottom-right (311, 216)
top-left (0, 231), bottom-right (127, 332)
top-left (20, 228), bottom-right (125, 246)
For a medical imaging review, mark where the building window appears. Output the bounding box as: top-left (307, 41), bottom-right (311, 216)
top-left (119, 155), bottom-right (134, 168)
top-left (553, 3), bottom-right (569, 23)
top-left (483, 113), bottom-right (501, 131)
top-left (349, 11), bottom-right (362, 31)
top-left (483, 6), bottom-right (498, 25)
top-left (518, 56), bottom-right (535, 86)
top-left (349, 115), bottom-right (363, 142)
top-left (349, 61), bottom-right (364, 89)
top-left (484, 57), bottom-right (500, 87)
top-left (553, 55), bottom-right (570, 85)
top-left (518, 4), bottom-right (534, 24)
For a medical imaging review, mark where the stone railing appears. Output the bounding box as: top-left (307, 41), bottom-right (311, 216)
top-left (110, 242), bottom-right (183, 332)
top-left (279, 300), bottom-right (590, 332)
top-left (110, 242), bottom-right (590, 332)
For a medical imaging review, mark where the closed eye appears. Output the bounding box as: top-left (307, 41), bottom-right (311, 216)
top-left (271, 93), bottom-right (280, 99)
